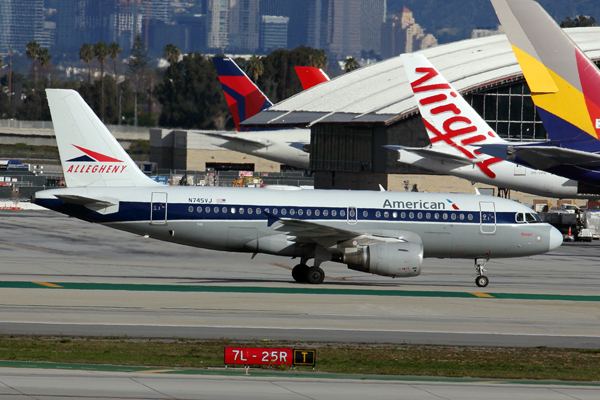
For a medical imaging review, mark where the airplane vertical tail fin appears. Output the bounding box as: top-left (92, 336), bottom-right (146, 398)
top-left (46, 89), bottom-right (158, 188)
top-left (401, 53), bottom-right (506, 159)
top-left (492, 0), bottom-right (600, 148)
top-left (295, 66), bottom-right (330, 90)
top-left (212, 57), bottom-right (273, 132)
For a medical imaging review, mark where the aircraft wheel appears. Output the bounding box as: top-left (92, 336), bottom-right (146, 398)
top-left (306, 267), bottom-right (325, 284)
top-left (292, 264), bottom-right (309, 283)
top-left (475, 275), bottom-right (489, 288)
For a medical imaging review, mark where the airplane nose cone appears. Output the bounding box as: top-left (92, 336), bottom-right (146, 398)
top-left (549, 226), bottom-right (563, 251)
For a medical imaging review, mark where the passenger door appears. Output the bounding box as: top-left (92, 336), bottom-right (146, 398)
top-left (151, 192), bottom-right (167, 225)
top-left (479, 201), bottom-right (496, 234)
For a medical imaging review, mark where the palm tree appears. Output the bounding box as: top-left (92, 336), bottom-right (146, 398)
top-left (79, 43), bottom-right (94, 83)
top-left (344, 57), bottom-right (360, 73)
top-left (26, 41), bottom-right (41, 87)
top-left (108, 41), bottom-right (122, 79)
top-left (246, 55), bottom-right (264, 83)
top-left (94, 41), bottom-right (109, 122)
top-left (163, 43), bottom-right (181, 64)
top-left (310, 49), bottom-right (328, 72)
top-left (37, 48), bottom-right (51, 86)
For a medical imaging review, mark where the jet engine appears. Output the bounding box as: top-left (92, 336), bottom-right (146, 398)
top-left (343, 241), bottom-right (423, 278)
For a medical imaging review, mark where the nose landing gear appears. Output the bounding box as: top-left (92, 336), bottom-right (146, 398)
top-left (474, 257), bottom-right (489, 287)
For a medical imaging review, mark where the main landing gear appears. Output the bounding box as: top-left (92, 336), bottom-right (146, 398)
top-left (292, 263), bottom-right (325, 284)
top-left (474, 258), bottom-right (489, 288)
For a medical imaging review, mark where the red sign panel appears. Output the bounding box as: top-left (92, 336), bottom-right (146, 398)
top-left (224, 347), bottom-right (294, 366)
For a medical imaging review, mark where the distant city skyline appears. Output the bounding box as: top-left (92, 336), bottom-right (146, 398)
top-left (0, 0), bottom-right (442, 64)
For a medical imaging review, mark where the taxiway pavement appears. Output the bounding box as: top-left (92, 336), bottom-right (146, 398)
top-left (1, 210), bottom-right (599, 348)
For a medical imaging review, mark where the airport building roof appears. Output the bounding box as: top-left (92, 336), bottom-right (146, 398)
top-left (242, 27), bottom-right (600, 128)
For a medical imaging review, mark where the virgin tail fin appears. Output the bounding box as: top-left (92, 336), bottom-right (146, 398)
top-left (401, 53), bottom-right (505, 158)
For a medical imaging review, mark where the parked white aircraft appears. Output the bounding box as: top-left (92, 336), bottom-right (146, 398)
top-left (33, 89), bottom-right (562, 287)
top-left (386, 53), bottom-right (600, 198)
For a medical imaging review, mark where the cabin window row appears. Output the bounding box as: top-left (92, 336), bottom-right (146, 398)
top-left (185, 206), bottom-right (476, 222)
top-left (186, 206), bottom-right (348, 218)
top-left (372, 210), bottom-right (474, 221)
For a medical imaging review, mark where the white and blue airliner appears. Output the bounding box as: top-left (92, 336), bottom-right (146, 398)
top-left (33, 89), bottom-right (562, 287)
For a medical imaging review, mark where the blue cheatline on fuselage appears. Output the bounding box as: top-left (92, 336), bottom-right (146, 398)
top-left (35, 198), bottom-right (520, 226)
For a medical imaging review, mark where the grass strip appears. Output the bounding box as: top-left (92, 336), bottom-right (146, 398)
top-left (0, 336), bottom-right (599, 382)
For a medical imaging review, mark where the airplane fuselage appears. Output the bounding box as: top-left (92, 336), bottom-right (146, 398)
top-left (398, 146), bottom-right (587, 198)
top-left (34, 186), bottom-right (557, 261)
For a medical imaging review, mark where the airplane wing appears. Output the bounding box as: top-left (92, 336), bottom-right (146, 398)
top-left (270, 218), bottom-right (418, 251)
top-left (204, 132), bottom-right (269, 149)
top-left (479, 144), bottom-right (600, 170)
top-left (384, 145), bottom-right (476, 166)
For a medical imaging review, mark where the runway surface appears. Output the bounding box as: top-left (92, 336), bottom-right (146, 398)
top-left (1, 210), bottom-right (600, 348)
top-left (0, 367), bottom-right (598, 400)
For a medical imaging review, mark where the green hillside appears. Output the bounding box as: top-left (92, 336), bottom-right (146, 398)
top-left (387, 0), bottom-right (600, 44)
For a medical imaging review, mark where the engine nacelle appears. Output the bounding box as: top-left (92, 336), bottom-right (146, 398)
top-left (344, 241), bottom-right (423, 277)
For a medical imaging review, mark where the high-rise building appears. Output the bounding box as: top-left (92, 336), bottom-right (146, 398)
top-left (207, 0), bottom-right (230, 50)
top-left (260, 15), bottom-right (289, 51)
top-left (306, 0), bottom-right (384, 60)
top-left (0, 0), bottom-right (46, 54)
top-left (381, 7), bottom-right (437, 59)
top-left (207, 0), bottom-right (259, 52)
top-left (360, 0), bottom-right (385, 55)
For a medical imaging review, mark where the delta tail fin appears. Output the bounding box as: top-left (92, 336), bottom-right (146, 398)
top-left (46, 89), bottom-right (158, 188)
top-left (401, 53), bottom-right (505, 157)
top-left (213, 57), bottom-right (273, 132)
top-left (492, 0), bottom-right (600, 146)
top-left (295, 66), bottom-right (330, 90)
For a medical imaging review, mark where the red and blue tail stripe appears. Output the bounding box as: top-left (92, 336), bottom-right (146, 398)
top-left (213, 57), bottom-right (273, 132)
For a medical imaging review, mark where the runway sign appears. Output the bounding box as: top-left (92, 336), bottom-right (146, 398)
top-left (224, 347), bottom-right (316, 367)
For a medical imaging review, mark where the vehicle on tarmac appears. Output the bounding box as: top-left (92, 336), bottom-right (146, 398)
top-left (479, 0), bottom-right (600, 190)
top-left (33, 89), bottom-right (562, 287)
top-left (387, 53), bottom-right (598, 199)
top-left (205, 58), bottom-right (329, 170)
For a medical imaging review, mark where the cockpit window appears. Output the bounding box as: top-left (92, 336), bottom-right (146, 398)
top-left (516, 213), bottom-right (524, 223)
top-left (517, 212), bottom-right (542, 223)
top-left (528, 213), bottom-right (542, 222)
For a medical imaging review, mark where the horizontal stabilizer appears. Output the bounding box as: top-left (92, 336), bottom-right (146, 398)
top-left (54, 194), bottom-right (119, 214)
top-left (204, 132), bottom-right (269, 148)
top-left (385, 145), bottom-right (476, 166)
top-left (479, 143), bottom-right (600, 170)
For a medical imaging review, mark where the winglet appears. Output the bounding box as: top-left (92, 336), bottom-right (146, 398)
top-left (213, 57), bottom-right (273, 132)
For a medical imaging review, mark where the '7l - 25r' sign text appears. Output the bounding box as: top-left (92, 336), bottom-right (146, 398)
top-left (224, 347), bottom-right (315, 366)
